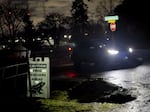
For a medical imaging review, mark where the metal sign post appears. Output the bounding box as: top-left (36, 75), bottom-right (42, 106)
top-left (104, 15), bottom-right (119, 45)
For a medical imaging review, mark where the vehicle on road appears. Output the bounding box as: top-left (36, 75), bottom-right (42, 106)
top-left (70, 38), bottom-right (142, 71)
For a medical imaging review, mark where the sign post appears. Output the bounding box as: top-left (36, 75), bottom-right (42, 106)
top-left (27, 57), bottom-right (50, 98)
top-left (104, 15), bottom-right (119, 32)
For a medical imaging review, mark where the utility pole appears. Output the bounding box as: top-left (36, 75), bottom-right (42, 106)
top-left (108, 0), bottom-right (114, 44)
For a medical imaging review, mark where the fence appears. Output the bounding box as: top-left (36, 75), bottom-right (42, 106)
top-left (0, 60), bottom-right (29, 97)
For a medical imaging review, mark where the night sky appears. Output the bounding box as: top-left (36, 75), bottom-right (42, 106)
top-left (27, 0), bottom-right (101, 24)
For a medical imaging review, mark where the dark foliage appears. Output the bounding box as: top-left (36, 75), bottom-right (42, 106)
top-left (115, 0), bottom-right (150, 48)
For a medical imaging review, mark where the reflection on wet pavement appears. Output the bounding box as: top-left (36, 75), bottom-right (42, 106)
top-left (91, 63), bottom-right (150, 112)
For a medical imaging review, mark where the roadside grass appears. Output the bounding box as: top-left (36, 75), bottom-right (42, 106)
top-left (38, 99), bottom-right (92, 112)
top-left (37, 98), bottom-right (121, 112)
top-left (35, 90), bottom-right (121, 112)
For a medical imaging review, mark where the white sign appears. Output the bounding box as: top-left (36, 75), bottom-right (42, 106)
top-left (27, 57), bottom-right (50, 98)
top-left (104, 15), bottom-right (119, 21)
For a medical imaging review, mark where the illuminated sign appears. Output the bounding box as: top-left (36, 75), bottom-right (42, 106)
top-left (110, 23), bottom-right (116, 32)
top-left (104, 15), bottom-right (119, 21)
top-left (104, 15), bottom-right (119, 32)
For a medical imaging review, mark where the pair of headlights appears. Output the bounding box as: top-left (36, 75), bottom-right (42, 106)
top-left (107, 48), bottom-right (133, 55)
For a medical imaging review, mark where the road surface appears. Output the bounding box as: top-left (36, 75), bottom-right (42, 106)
top-left (90, 62), bottom-right (150, 112)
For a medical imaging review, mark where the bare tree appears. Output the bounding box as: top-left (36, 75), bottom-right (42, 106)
top-left (0, 1), bottom-right (25, 47)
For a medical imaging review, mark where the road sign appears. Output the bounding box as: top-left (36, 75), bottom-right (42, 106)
top-left (104, 15), bottom-right (119, 21)
top-left (108, 20), bottom-right (116, 23)
top-left (27, 57), bottom-right (50, 98)
top-left (110, 23), bottom-right (116, 31)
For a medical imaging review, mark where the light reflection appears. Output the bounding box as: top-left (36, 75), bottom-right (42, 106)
top-left (66, 71), bottom-right (77, 78)
top-left (92, 64), bottom-right (150, 89)
top-left (93, 68), bottom-right (139, 88)
top-left (102, 70), bottom-right (131, 88)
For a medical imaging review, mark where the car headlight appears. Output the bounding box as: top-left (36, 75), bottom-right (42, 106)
top-left (128, 47), bottom-right (133, 53)
top-left (107, 49), bottom-right (119, 55)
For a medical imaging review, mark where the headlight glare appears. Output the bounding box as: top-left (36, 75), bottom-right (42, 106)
top-left (128, 48), bottom-right (133, 53)
top-left (107, 49), bottom-right (119, 55)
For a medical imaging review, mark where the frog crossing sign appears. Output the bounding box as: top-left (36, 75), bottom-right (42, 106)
top-left (27, 57), bottom-right (50, 98)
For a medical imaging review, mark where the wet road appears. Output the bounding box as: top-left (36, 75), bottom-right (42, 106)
top-left (51, 61), bottom-right (150, 111)
top-left (90, 62), bottom-right (150, 112)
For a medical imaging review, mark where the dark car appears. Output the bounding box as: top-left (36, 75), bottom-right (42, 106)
top-left (71, 38), bottom-right (141, 71)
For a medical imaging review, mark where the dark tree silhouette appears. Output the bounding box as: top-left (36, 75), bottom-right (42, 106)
top-left (115, 0), bottom-right (150, 48)
top-left (37, 13), bottom-right (66, 47)
top-left (71, 0), bottom-right (89, 41)
top-left (22, 9), bottom-right (35, 49)
top-left (71, 0), bottom-right (88, 24)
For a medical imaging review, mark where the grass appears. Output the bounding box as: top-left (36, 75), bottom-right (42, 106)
top-left (38, 99), bottom-right (92, 112)
top-left (37, 98), bottom-right (121, 112)
top-left (35, 90), bottom-right (121, 112)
